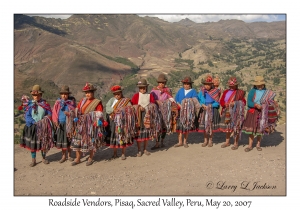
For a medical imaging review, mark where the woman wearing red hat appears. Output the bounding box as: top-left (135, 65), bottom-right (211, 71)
top-left (219, 77), bottom-right (246, 150)
top-left (20, 85), bottom-right (52, 167)
top-left (105, 85), bottom-right (133, 160)
top-left (52, 85), bottom-right (77, 163)
top-left (71, 83), bottom-right (104, 166)
top-left (198, 74), bottom-right (221, 147)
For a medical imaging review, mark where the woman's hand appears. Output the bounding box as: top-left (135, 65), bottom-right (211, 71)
top-left (255, 104), bottom-right (261, 110)
top-left (64, 111), bottom-right (70, 116)
top-left (202, 104), bottom-right (207, 110)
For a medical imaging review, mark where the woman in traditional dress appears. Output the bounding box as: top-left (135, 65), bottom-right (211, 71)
top-left (242, 76), bottom-right (278, 152)
top-left (150, 73), bottom-right (176, 150)
top-left (105, 85), bottom-right (133, 160)
top-left (52, 85), bottom-right (76, 163)
top-left (198, 74), bottom-right (221, 147)
top-left (174, 76), bottom-right (198, 148)
top-left (131, 79), bottom-right (157, 157)
top-left (20, 85), bottom-right (52, 167)
top-left (71, 83), bottom-right (104, 166)
top-left (219, 77), bottom-right (246, 150)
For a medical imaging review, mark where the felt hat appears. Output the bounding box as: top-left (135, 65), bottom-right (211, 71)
top-left (110, 85), bottom-right (123, 93)
top-left (59, 85), bottom-right (71, 94)
top-left (201, 75), bottom-right (214, 84)
top-left (82, 82), bottom-right (97, 92)
top-left (136, 79), bottom-right (149, 87)
top-left (181, 76), bottom-right (194, 84)
top-left (30, 85), bottom-right (44, 94)
top-left (157, 74), bottom-right (168, 83)
top-left (227, 77), bottom-right (239, 86)
top-left (253, 76), bottom-right (266, 86)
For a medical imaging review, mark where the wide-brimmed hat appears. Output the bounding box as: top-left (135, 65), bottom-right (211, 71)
top-left (253, 76), bottom-right (266, 86)
top-left (157, 73), bottom-right (168, 83)
top-left (30, 84), bottom-right (44, 94)
top-left (227, 77), bottom-right (239, 86)
top-left (136, 79), bottom-right (149, 87)
top-left (201, 75), bottom-right (214, 84)
top-left (181, 76), bottom-right (194, 84)
top-left (82, 82), bottom-right (97, 92)
top-left (59, 85), bottom-right (71, 94)
top-left (110, 85), bottom-right (123, 94)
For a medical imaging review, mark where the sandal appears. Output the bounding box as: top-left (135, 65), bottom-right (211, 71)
top-left (137, 151), bottom-right (142, 157)
top-left (183, 144), bottom-right (189, 148)
top-left (59, 158), bottom-right (66, 163)
top-left (151, 146), bottom-right (160, 150)
top-left (29, 162), bottom-right (36, 167)
top-left (68, 157), bottom-right (74, 162)
top-left (221, 143), bottom-right (230, 148)
top-left (71, 161), bottom-right (81, 166)
top-left (86, 160), bottom-right (94, 166)
top-left (110, 155), bottom-right (118, 160)
top-left (231, 145), bottom-right (239, 150)
top-left (256, 147), bottom-right (262, 151)
top-left (174, 144), bottom-right (183, 148)
top-left (202, 142), bottom-right (208, 147)
top-left (121, 155), bottom-right (126, 160)
top-left (244, 147), bottom-right (253, 152)
top-left (144, 150), bottom-right (151, 156)
top-left (43, 159), bottom-right (49, 164)
top-left (208, 142), bottom-right (213, 147)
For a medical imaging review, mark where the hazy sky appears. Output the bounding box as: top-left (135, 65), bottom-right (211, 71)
top-left (27, 14), bottom-right (286, 23)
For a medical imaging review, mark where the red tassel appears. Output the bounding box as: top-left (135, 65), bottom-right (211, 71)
top-left (103, 120), bottom-right (108, 127)
top-left (18, 105), bottom-right (23, 111)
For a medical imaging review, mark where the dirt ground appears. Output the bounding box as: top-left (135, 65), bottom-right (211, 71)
top-left (14, 124), bottom-right (286, 197)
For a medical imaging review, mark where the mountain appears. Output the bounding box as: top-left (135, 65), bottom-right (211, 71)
top-left (14, 14), bottom-right (286, 105)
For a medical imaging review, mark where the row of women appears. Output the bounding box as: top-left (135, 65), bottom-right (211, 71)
top-left (19, 74), bottom-right (279, 167)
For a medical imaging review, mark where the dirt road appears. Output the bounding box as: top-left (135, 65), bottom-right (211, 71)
top-left (14, 124), bottom-right (286, 196)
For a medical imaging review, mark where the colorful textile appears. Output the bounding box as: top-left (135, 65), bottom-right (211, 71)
top-left (111, 106), bottom-right (136, 147)
top-left (24, 99), bottom-right (52, 127)
top-left (71, 111), bottom-right (105, 154)
top-left (198, 90), bottom-right (220, 108)
top-left (52, 97), bottom-right (76, 123)
top-left (77, 98), bottom-right (103, 114)
top-left (243, 88), bottom-right (278, 136)
top-left (200, 86), bottom-right (221, 102)
top-left (156, 99), bottom-right (177, 134)
top-left (35, 116), bottom-right (54, 153)
top-left (198, 105), bottom-right (221, 134)
top-left (176, 98), bottom-right (200, 133)
top-left (132, 103), bottom-right (161, 141)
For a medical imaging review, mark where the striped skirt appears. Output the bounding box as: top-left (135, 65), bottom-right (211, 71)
top-left (20, 125), bottom-right (42, 152)
top-left (242, 108), bottom-right (263, 136)
top-left (198, 107), bottom-right (221, 133)
top-left (54, 123), bottom-right (71, 150)
top-left (106, 118), bottom-right (133, 148)
top-left (135, 110), bottom-right (152, 142)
